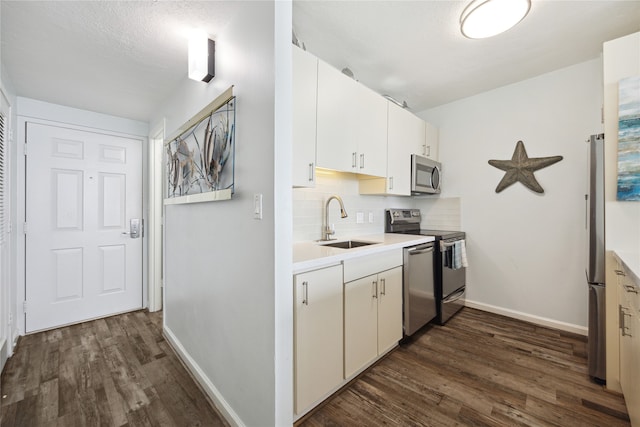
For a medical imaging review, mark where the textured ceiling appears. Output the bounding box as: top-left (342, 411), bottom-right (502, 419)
top-left (0, 1), bottom-right (238, 122)
top-left (294, 0), bottom-right (640, 113)
top-left (1, 1), bottom-right (639, 123)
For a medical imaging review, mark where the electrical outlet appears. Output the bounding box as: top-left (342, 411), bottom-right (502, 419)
top-left (356, 212), bottom-right (364, 224)
top-left (368, 212), bottom-right (374, 223)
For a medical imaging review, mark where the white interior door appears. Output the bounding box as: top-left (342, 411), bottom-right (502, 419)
top-left (25, 122), bottom-right (143, 333)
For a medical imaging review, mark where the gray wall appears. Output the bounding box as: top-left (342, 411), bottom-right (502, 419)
top-left (422, 58), bottom-right (603, 331)
top-left (150, 2), bottom-right (292, 425)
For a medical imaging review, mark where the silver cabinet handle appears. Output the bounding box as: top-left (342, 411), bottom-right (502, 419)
top-left (302, 281), bottom-right (309, 305)
top-left (372, 280), bottom-right (378, 299)
top-left (426, 145), bottom-right (431, 157)
top-left (624, 284), bottom-right (639, 294)
top-left (620, 305), bottom-right (633, 337)
top-left (352, 152), bottom-right (357, 168)
top-left (389, 176), bottom-right (393, 190)
top-left (308, 163), bottom-right (314, 182)
top-left (380, 278), bottom-right (386, 296)
top-left (360, 153), bottom-right (365, 169)
top-left (615, 269), bottom-right (626, 276)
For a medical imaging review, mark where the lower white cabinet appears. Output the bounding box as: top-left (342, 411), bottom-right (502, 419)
top-left (344, 266), bottom-right (403, 378)
top-left (618, 262), bottom-right (640, 426)
top-left (294, 264), bottom-right (343, 415)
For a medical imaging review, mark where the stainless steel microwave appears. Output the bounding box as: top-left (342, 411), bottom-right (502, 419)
top-left (411, 154), bottom-right (441, 195)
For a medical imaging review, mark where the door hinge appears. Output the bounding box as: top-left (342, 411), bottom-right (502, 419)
top-left (23, 144), bottom-right (27, 156)
top-left (23, 222), bottom-right (27, 234)
top-left (23, 301), bottom-right (27, 313)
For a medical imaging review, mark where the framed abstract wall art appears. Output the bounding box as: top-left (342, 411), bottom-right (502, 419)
top-left (164, 86), bottom-right (235, 205)
top-left (617, 76), bottom-right (640, 201)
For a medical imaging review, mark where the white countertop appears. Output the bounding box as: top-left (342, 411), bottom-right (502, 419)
top-left (293, 233), bottom-right (435, 274)
top-left (614, 250), bottom-right (640, 286)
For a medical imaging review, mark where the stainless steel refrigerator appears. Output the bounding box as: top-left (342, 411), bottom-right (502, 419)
top-left (586, 133), bottom-right (606, 383)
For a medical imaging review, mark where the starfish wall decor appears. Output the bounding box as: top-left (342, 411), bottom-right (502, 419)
top-left (488, 140), bottom-right (563, 193)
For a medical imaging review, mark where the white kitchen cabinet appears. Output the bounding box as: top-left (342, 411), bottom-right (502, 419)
top-left (294, 264), bottom-right (343, 415)
top-left (292, 46), bottom-right (318, 188)
top-left (344, 274), bottom-right (378, 378)
top-left (377, 267), bottom-right (403, 354)
top-left (353, 82), bottom-right (388, 177)
top-left (344, 263), bottom-right (403, 378)
top-left (385, 102), bottom-right (426, 195)
top-left (617, 260), bottom-right (640, 426)
top-left (424, 122), bottom-right (439, 161)
top-left (316, 60), bottom-right (358, 173)
top-left (359, 101), bottom-right (434, 196)
top-left (316, 59), bottom-right (387, 177)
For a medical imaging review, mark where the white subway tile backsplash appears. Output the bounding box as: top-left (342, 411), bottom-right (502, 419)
top-left (293, 171), bottom-right (462, 241)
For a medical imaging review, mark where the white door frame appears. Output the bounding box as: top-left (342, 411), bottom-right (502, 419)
top-left (148, 121), bottom-right (164, 312)
top-left (16, 113), bottom-right (149, 335)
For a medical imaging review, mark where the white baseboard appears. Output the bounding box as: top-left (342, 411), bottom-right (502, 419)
top-left (163, 326), bottom-right (245, 427)
top-left (465, 299), bottom-right (588, 336)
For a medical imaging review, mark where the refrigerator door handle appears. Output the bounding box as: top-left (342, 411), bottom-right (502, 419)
top-left (584, 194), bottom-right (588, 230)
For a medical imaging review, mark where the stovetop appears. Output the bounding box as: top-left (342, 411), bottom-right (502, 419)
top-left (391, 229), bottom-right (465, 240)
top-left (385, 208), bottom-right (464, 240)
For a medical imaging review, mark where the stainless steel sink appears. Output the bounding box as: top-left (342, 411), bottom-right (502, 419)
top-left (319, 240), bottom-right (376, 249)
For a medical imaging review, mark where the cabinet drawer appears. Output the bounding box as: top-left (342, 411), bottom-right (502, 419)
top-left (344, 249), bottom-right (403, 283)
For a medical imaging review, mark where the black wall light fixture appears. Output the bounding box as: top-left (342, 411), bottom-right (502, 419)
top-left (188, 30), bottom-right (215, 83)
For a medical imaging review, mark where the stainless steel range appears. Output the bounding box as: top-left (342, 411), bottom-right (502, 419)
top-left (386, 209), bottom-right (467, 328)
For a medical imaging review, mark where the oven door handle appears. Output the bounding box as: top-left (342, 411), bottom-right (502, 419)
top-left (408, 246), bottom-right (433, 255)
top-left (442, 288), bottom-right (465, 303)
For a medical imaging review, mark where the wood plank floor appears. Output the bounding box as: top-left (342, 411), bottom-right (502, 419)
top-left (1, 308), bottom-right (630, 426)
top-left (298, 308), bottom-right (630, 427)
top-left (0, 310), bottom-right (229, 427)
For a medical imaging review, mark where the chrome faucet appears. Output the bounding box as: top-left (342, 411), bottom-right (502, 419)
top-left (323, 195), bottom-right (348, 241)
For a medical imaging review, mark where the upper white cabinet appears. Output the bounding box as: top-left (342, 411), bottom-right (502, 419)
top-left (424, 122), bottom-right (439, 161)
top-left (353, 82), bottom-right (388, 177)
top-left (292, 46), bottom-right (318, 188)
top-left (316, 60), bottom-right (387, 177)
top-left (385, 102), bottom-right (426, 195)
top-left (360, 101), bottom-right (439, 196)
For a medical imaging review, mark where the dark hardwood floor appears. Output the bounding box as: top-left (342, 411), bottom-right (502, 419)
top-left (0, 310), bottom-right (229, 427)
top-left (298, 308), bottom-right (630, 427)
top-left (1, 308), bottom-right (630, 426)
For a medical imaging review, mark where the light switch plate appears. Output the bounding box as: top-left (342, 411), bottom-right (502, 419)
top-left (253, 194), bottom-right (263, 220)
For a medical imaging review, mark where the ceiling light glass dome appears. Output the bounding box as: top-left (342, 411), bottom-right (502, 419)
top-left (460, 0), bottom-right (531, 39)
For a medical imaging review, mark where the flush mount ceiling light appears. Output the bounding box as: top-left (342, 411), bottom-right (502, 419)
top-left (188, 29), bottom-right (215, 82)
top-left (460, 0), bottom-right (531, 39)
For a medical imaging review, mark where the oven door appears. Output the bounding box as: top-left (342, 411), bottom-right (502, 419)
top-left (441, 241), bottom-right (466, 296)
top-left (441, 286), bottom-right (465, 324)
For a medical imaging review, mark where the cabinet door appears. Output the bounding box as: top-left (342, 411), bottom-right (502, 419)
top-left (387, 102), bottom-right (426, 195)
top-left (425, 122), bottom-right (439, 161)
top-left (344, 274), bottom-right (378, 378)
top-left (292, 46), bottom-right (318, 188)
top-left (377, 267), bottom-right (403, 354)
top-left (620, 284), bottom-right (633, 396)
top-left (316, 60), bottom-right (357, 173)
top-left (629, 308), bottom-right (640, 426)
top-left (294, 265), bottom-right (343, 414)
top-left (354, 83), bottom-right (387, 177)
